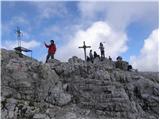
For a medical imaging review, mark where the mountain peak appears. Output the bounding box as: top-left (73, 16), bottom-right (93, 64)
top-left (1, 49), bottom-right (159, 119)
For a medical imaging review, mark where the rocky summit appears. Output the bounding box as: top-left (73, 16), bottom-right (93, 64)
top-left (1, 48), bottom-right (159, 119)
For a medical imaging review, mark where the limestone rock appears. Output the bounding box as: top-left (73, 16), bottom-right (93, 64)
top-left (1, 49), bottom-right (159, 119)
top-left (1, 49), bottom-right (72, 118)
top-left (33, 113), bottom-right (50, 119)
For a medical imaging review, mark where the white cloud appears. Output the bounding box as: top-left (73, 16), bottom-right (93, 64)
top-left (12, 16), bottom-right (29, 26)
top-left (78, 2), bottom-right (158, 30)
top-left (106, 2), bottom-right (158, 30)
top-left (42, 25), bottom-right (61, 38)
top-left (78, 2), bottom-right (107, 19)
top-left (2, 16), bottom-right (30, 37)
top-left (130, 29), bottom-right (159, 72)
top-left (78, 2), bottom-right (158, 72)
top-left (31, 2), bottom-right (68, 20)
top-left (6, 16), bottom-right (30, 28)
top-left (55, 21), bottom-right (128, 61)
top-left (1, 40), bottom-right (41, 50)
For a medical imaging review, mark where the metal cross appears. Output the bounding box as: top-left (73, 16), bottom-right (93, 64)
top-left (16, 27), bottom-right (23, 47)
top-left (78, 41), bottom-right (91, 61)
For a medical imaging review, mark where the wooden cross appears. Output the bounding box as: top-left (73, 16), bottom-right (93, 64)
top-left (78, 41), bottom-right (91, 61)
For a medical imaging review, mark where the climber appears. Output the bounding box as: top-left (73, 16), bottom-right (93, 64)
top-left (127, 65), bottom-right (132, 71)
top-left (44, 40), bottom-right (56, 63)
top-left (109, 56), bottom-right (112, 61)
top-left (115, 56), bottom-right (123, 69)
top-left (87, 56), bottom-right (90, 62)
top-left (99, 42), bottom-right (105, 59)
top-left (94, 51), bottom-right (100, 59)
top-left (116, 56), bottom-right (122, 61)
top-left (89, 50), bottom-right (94, 63)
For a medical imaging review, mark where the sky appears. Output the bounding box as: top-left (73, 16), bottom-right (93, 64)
top-left (1, 1), bottom-right (159, 72)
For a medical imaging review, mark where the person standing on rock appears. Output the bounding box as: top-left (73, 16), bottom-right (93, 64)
top-left (89, 50), bottom-right (94, 63)
top-left (44, 40), bottom-right (56, 63)
top-left (99, 42), bottom-right (105, 59)
top-left (109, 56), bottom-right (112, 61)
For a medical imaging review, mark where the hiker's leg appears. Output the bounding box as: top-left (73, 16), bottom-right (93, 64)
top-left (46, 54), bottom-right (50, 63)
top-left (91, 57), bottom-right (93, 63)
top-left (51, 54), bottom-right (54, 59)
top-left (102, 51), bottom-right (105, 58)
top-left (101, 51), bottom-right (103, 58)
top-left (100, 52), bottom-right (104, 61)
top-left (91, 58), bottom-right (93, 63)
top-left (103, 51), bottom-right (105, 58)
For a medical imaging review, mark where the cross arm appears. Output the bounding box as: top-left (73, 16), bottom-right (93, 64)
top-left (78, 47), bottom-right (84, 48)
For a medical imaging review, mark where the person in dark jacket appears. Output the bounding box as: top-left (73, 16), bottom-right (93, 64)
top-left (44, 40), bottom-right (56, 63)
top-left (89, 50), bottom-right (94, 63)
top-left (94, 51), bottom-right (100, 59)
top-left (99, 42), bottom-right (105, 58)
top-left (127, 65), bottom-right (132, 71)
top-left (87, 56), bottom-right (90, 62)
top-left (109, 56), bottom-right (112, 61)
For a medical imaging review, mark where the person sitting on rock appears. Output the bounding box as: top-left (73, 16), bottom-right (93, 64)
top-left (89, 50), bottom-right (94, 63)
top-left (44, 40), bottom-right (56, 63)
top-left (99, 42), bottom-right (105, 59)
top-left (128, 65), bottom-right (132, 71)
top-left (94, 51), bottom-right (100, 59)
top-left (115, 56), bottom-right (123, 69)
top-left (116, 56), bottom-right (122, 61)
top-left (87, 56), bottom-right (90, 62)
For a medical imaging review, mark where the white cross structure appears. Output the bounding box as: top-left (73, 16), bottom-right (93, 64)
top-left (14, 27), bottom-right (32, 58)
top-left (16, 26), bottom-right (23, 47)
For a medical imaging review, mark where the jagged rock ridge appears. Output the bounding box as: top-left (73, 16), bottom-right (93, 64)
top-left (1, 49), bottom-right (159, 119)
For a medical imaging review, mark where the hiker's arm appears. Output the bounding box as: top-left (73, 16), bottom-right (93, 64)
top-left (44, 42), bottom-right (49, 48)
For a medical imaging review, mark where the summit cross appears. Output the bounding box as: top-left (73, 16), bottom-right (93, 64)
top-left (16, 27), bottom-right (23, 47)
top-left (78, 41), bottom-right (91, 61)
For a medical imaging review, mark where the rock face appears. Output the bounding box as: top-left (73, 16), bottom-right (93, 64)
top-left (1, 49), bottom-right (159, 119)
top-left (1, 49), bottom-right (71, 118)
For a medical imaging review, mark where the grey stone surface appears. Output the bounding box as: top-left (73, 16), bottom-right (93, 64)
top-left (1, 49), bottom-right (159, 119)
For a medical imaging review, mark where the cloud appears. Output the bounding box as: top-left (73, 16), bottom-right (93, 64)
top-left (31, 2), bottom-right (68, 20)
top-left (55, 21), bottom-right (128, 61)
top-left (2, 16), bottom-right (30, 37)
top-left (53, 1), bottom-right (157, 63)
top-left (78, 1), bottom-right (107, 19)
top-left (106, 2), bottom-right (158, 30)
top-left (78, 1), bottom-right (158, 30)
top-left (12, 16), bottom-right (29, 26)
top-left (1, 40), bottom-right (41, 50)
top-left (5, 16), bottom-right (30, 27)
top-left (42, 25), bottom-right (61, 38)
top-left (130, 29), bottom-right (159, 72)
top-left (77, 1), bottom-right (158, 72)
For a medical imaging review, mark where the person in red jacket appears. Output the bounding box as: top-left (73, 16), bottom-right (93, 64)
top-left (44, 40), bottom-right (56, 63)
